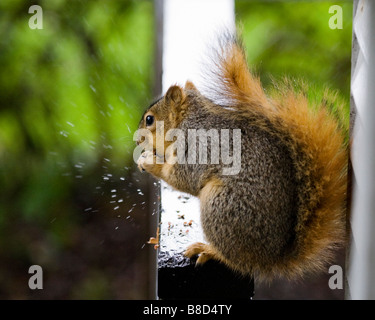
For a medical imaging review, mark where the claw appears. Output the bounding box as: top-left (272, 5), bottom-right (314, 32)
top-left (184, 242), bottom-right (216, 266)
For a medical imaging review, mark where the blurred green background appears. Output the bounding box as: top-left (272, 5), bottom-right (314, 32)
top-left (237, 1), bottom-right (352, 97)
top-left (0, 0), bottom-right (352, 299)
top-left (0, 0), bottom-right (156, 299)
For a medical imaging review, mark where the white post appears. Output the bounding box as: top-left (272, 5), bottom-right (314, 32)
top-left (347, 0), bottom-right (375, 300)
top-left (159, 0), bottom-right (235, 271)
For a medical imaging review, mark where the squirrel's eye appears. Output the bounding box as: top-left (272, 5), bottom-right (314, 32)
top-left (145, 115), bottom-right (154, 126)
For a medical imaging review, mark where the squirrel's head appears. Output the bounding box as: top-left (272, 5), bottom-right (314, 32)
top-left (136, 81), bottom-right (199, 156)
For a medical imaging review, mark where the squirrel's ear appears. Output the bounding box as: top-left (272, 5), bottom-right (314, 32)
top-left (165, 85), bottom-right (188, 125)
top-left (165, 85), bottom-right (185, 105)
top-left (184, 81), bottom-right (199, 92)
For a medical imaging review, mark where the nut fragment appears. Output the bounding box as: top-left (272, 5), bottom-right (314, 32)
top-left (183, 220), bottom-right (194, 227)
top-left (147, 227), bottom-right (159, 250)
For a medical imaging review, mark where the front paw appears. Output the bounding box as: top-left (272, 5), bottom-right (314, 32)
top-left (137, 150), bottom-right (155, 172)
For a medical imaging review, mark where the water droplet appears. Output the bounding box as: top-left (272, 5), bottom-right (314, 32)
top-left (111, 189), bottom-right (116, 193)
top-left (89, 85), bottom-right (96, 93)
top-left (114, 206), bottom-right (120, 210)
top-left (67, 121), bottom-right (75, 127)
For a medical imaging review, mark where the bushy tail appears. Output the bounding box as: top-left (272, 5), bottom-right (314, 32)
top-left (203, 32), bottom-right (271, 110)
top-left (205, 32), bottom-right (349, 141)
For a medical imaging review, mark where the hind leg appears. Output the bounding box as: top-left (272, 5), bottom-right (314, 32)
top-left (184, 242), bottom-right (223, 266)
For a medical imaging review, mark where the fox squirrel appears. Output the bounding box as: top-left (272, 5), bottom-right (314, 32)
top-left (136, 34), bottom-right (348, 281)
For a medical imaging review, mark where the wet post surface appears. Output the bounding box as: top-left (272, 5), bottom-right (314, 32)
top-left (157, 183), bottom-right (254, 300)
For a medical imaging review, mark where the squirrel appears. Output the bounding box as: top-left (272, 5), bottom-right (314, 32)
top-left (136, 33), bottom-right (348, 281)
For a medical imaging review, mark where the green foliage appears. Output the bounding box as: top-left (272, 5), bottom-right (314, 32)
top-left (0, 0), bottom-right (154, 299)
top-left (0, 0), bottom-right (154, 164)
top-left (236, 0), bottom-right (352, 120)
top-left (0, 0), bottom-right (154, 211)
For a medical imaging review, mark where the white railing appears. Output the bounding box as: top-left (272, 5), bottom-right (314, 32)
top-left (347, 0), bottom-right (375, 300)
top-left (159, 0), bottom-right (235, 270)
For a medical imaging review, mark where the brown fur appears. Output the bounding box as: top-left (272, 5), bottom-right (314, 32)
top-left (136, 33), bottom-right (348, 281)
